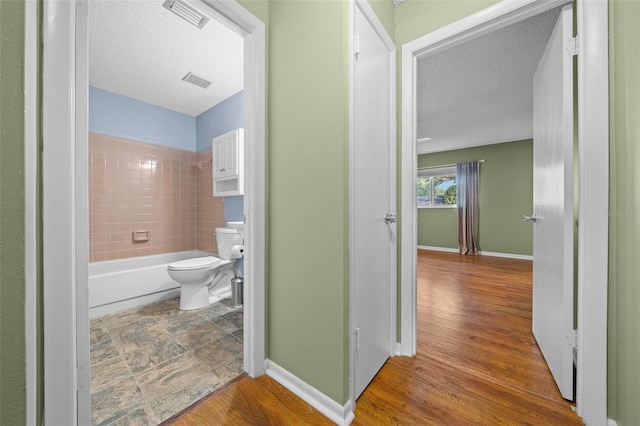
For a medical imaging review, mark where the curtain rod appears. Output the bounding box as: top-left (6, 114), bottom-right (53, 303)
top-left (418, 159), bottom-right (485, 171)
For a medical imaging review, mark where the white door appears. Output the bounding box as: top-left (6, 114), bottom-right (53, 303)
top-left (531, 4), bottom-right (575, 401)
top-left (353, 5), bottom-right (395, 399)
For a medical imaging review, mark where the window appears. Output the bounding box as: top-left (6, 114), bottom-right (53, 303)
top-left (417, 165), bottom-right (457, 208)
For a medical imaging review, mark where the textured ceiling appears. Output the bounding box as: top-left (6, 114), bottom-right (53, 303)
top-left (89, 0), bottom-right (244, 117)
top-left (416, 7), bottom-right (562, 154)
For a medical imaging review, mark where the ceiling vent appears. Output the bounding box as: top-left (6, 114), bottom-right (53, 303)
top-left (162, 0), bottom-right (209, 29)
top-left (182, 72), bottom-right (213, 89)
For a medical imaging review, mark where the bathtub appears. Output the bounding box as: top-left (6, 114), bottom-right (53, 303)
top-left (89, 250), bottom-right (211, 317)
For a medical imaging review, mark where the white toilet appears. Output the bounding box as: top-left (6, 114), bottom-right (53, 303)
top-left (167, 227), bottom-right (244, 310)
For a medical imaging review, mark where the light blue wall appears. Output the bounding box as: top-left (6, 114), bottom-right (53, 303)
top-left (196, 91), bottom-right (244, 152)
top-left (89, 86), bottom-right (196, 150)
top-left (224, 196), bottom-right (244, 222)
top-left (196, 91), bottom-right (244, 223)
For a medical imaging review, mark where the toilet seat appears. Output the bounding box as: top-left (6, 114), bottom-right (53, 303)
top-left (167, 256), bottom-right (220, 271)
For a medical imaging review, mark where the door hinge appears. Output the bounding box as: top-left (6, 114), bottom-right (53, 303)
top-left (355, 327), bottom-right (360, 350)
top-left (567, 329), bottom-right (578, 349)
top-left (354, 35), bottom-right (360, 58)
top-left (566, 36), bottom-right (578, 56)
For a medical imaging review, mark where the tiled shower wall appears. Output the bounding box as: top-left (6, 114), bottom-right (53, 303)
top-left (89, 133), bottom-right (224, 262)
top-left (196, 148), bottom-right (225, 254)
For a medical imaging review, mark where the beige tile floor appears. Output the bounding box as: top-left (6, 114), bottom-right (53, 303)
top-left (90, 297), bottom-right (243, 425)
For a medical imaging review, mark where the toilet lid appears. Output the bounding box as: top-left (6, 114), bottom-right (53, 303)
top-left (168, 256), bottom-right (220, 271)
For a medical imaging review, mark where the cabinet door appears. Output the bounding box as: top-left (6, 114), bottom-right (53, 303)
top-left (212, 137), bottom-right (227, 179)
top-left (223, 131), bottom-right (238, 177)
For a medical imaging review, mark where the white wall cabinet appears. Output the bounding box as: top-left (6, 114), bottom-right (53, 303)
top-left (212, 128), bottom-right (244, 196)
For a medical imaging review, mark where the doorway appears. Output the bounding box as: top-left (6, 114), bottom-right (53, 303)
top-left (41, 1), bottom-right (265, 424)
top-left (414, 1), bottom-right (565, 396)
top-left (399, 0), bottom-right (609, 424)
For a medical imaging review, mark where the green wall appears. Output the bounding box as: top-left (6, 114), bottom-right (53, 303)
top-left (267, 0), bottom-right (350, 404)
top-left (608, 0), bottom-right (640, 424)
top-left (0, 0), bottom-right (27, 424)
top-left (417, 140), bottom-right (533, 256)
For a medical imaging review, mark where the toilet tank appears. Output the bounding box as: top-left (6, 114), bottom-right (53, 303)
top-left (215, 227), bottom-right (241, 259)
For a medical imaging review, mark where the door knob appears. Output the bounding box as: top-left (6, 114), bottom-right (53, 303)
top-left (384, 213), bottom-right (396, 224)
top-left (523, 214), bottom-right (537, 222)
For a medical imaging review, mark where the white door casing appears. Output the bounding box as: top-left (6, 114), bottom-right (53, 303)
top-left (531, 4), bottom-right (575, 401)
top-left (41, 1), bottom-right (266, 424)
top-left (351, 1), bottom-right (396, 400)
top-left (400, 0), bottom-right (608, 423)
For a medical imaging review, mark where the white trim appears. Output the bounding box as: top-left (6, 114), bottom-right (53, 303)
top-left (266, 360), bottom-right (355, 426)
top-left (24, 0), bottom-right (38, 423)
top-left (417, 245), bottom-right (459, 253)
top-left (400, 40), bottom-right (418, 356)
top-left (349, 0), bottom-right (397, 407)
top-left (607, 419), bottom-right (618, 426)
top-left (400, 0), bottom-right (608, 422)
top-left (42, 0), bottom-right (267, 422)
top-left (417, 246), bottom-right (534, 260)
top-left (75, 3), bottom-right (91, 422)
top-left (42, 1), bottom-right (79, 423)
top-left (354, 0), bottom-right (395, 50)
top-left (575, 0), bottom-right (609, 424)
top-left (195, 0), bottom-right (269, 380)
top-left (478, 251), bottom-right (533, 261)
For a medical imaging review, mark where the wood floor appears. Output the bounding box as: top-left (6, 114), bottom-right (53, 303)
top-left (168, 250), bottom-right (583, 425)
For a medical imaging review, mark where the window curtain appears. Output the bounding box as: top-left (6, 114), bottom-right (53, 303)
top-left (456, 161), bottom-right (479, 255)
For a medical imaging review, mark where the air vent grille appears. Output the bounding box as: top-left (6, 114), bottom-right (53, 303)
top-left (182, 72), bottom-right (213, 89)
top-left (162, 0), bottom-right (209, 29)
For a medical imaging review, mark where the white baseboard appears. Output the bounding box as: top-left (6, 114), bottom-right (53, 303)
top-left (265, 360), bottom-right (354, 425)
top-left (418, 245), bottom-right (459, 253)
top-left (417, 245), bottom-right (533, 260)
top-left (607, 419), bottom-right (618, 426)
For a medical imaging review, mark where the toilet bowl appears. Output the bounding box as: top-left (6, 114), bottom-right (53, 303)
top-left (167, 227), bottom-right (243, 310)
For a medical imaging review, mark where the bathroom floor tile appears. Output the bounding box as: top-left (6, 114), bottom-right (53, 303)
top-left (106, 316), bottom-right (160, 339)
top-left (198, 301), bottom-right (236, 320)
top-left (90, 376), bottom-right (145, 426)
top-left (231, 328), bottom-right (244, 341)
top-left (170, 317), bottom-right (228, 350)
top-left (210, 316), bottom-right (240, 334)
top-left (191, 335), bottom-right (244, 383)
top-left (90, 297), bottom-right (243, 425)
top-left (221, 310), bottom-right (243, 329)
top-left (91, 354), bottom-right (132, 391)
top-left (136, 353), bottom-right (223, 421)
top-left (122, 338), bottom-right (187, 374)
top-left (136, 298), bottom-right (179, 317)
top-left (112, 323), bottom-right (174, 354)
top-left (91, 338), bottom-right (121, 365)
top-left (90, 325), bottom-right (111, 345)
top-left (95, 403), bottom-right (157, 426)
top-left (158, 308), bottom-right (202, 332)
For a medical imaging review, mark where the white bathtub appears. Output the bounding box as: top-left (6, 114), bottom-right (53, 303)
top-left (89, 250), bottom-right (211, 317)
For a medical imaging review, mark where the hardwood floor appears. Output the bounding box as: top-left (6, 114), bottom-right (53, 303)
top-left (168, 250), bottom-right (582, 425)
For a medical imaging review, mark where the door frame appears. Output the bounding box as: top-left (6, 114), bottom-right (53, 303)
top-left (349, 0), bottom-right (397, 410)
top-left (399, 0), bottom-right (608, 424)
top-left (40, 0), bottom-right (266, 424)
